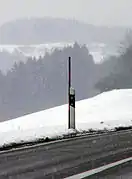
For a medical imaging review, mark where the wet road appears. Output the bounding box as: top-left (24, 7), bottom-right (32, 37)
top-left (0, 130), bottom-right (132, 179)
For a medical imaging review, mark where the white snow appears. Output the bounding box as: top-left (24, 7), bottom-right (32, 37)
top-left (0, 89), bottom-right (132, 147)
top-left (0, 42), bottom-right (74, 58)
top-left (0, 42), bottom-right (109, 62)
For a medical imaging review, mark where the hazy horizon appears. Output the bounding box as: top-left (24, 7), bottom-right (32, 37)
top-left (0, 0), bottom-right (132, 27)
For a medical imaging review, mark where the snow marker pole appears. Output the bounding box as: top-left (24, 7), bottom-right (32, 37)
top-left (68, 57), bottom-right (75, 129)
top-left (68, 57), bottom-right (71, 129)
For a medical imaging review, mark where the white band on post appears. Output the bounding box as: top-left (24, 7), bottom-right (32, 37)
top-left (69, 87), bottom-right (75, 129)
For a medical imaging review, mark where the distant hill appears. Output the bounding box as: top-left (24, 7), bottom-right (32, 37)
top-left (0, 17), bottom-right (127, 45)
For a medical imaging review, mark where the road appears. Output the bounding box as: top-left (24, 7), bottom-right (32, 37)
top-left (0, 130), bottom-right (132, 179)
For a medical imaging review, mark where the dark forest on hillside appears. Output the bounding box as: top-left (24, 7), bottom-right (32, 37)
top-left (0, 35), bottom-right (132, 122)
top-left (0, 43), bottom-right (98, 121)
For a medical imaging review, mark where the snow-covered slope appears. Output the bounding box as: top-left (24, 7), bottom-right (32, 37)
top-left (0, 89), bottom-right (132, 147)
top-left (0, 42), bottom-right (117, 63)
top-left (0, 42), bottom-right (74, 58)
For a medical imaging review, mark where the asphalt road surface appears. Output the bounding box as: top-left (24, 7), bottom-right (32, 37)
top-left (0, 130), bottom-right (132, 179)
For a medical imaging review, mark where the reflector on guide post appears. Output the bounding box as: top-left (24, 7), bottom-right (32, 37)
top-left (69, 87), bottom-right (75, 129)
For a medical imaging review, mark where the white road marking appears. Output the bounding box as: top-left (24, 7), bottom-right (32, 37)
top-left (65, 157), bottom-right (132, 179)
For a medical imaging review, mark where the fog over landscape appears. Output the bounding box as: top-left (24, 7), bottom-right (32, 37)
top-left (0, 0), bottom-right (132, 26)
top-left (0, 0), bottom-right (131, 121)
top-left (0, 0), bottom-right (132, 179)
top-left (0, 2), bottom-right (132, 179)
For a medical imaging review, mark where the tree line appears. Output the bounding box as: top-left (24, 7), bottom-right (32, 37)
top-left (0, 38), bottom-right (132, 122)
top-left (96, 32), bottom-right (132, 92)
top-left (0, 43), bottom-right (98, 121)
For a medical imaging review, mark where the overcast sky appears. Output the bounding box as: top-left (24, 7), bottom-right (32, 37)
top-left (0, 0), bottom-right (132, 26)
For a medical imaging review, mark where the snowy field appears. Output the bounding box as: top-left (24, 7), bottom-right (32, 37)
top-left (0, 42), bottom-right (74, 59)
top-left (0, 89), bottom-right (132, 148)
top-left (0, 42), bottom-right (115, 63)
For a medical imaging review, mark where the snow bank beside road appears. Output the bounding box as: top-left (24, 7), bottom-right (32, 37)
top-left (0, 89), bottom-right (132, 147)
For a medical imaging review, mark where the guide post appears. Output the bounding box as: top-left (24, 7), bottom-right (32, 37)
top-left (68, 57), bottom-right (75, 129)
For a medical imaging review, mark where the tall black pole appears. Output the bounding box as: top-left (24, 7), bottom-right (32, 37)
top-left (68, 57), bottom-right (71, 129)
